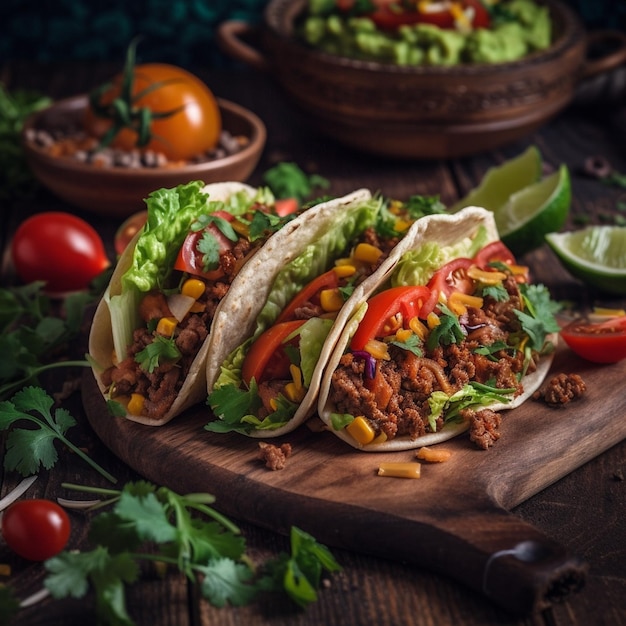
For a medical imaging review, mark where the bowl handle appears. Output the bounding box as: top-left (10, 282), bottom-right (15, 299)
top-left (216, 20), bottom-right (269, 72)
top-left (580, 30), bottom-right (626, 80)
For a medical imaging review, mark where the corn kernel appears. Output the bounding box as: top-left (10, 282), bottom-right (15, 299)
top-left (156, 316), bottom-right (178, 337)
top-left (334, 264), bottom-right (356, 278)
top-left (181, 278), bottom-right (205, 300)
top-left (395, 328), bottom-right (412, 343)
top-left (427, 312), bottom-right (440, 329)
top-left (127, 393), bottom-right (145, 416)
top-left (320, 288), bottom-right (344, 312)
top-left (364, 339), bottom-right (390, 360)
top-left (377, 462), bottom-right (421, 478)
top-left (394, 218), bottom-right (412, 232)
top-left (409, 317), bottom-right (428, 340)
top-left (346, 416), bottom-right (376, 445)
top-left (353, 242), bottom-right (383, 265)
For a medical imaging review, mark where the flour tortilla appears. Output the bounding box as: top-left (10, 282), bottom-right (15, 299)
top-left (316, 206), bottom-right (557, 451)
top-left (89, 184), bottom-right (375, 426)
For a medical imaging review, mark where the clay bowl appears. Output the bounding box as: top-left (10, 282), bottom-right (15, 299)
top-left (218, 0), bottom-right (626, 159)
top-left (22, 95), bottom-right (266, 216)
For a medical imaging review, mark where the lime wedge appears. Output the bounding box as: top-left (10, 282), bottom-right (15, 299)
top-left (495, 165), bottom-right (571, 256)
top-left (449, 146), bottom-right (542, 214)
top-left (546, 226), bottom-right (626, 295)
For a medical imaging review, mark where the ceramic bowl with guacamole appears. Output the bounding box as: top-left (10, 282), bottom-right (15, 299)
top-left (218, 0), bottom-right (626, 159)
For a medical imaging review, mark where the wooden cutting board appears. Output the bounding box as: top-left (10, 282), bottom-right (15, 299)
top-left (84, 344), bottom-right (626, 615)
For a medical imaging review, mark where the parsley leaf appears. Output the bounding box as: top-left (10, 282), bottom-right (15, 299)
top-left (0, 386), bottom-right (117, 483)
top-left (135, 335), bottom-right (181, 373)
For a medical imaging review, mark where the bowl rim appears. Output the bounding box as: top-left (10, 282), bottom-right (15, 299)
top-left (263, 0), bottom-right (585, 76)
top-left (22, 94), bottom-right (267, 178)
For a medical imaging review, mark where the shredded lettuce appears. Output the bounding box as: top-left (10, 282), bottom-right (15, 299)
top-left (391, 226), bottom-right (488, 287)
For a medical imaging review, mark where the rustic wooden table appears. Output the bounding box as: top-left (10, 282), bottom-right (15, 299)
top-left (1, 61), bottom-right (625, 626)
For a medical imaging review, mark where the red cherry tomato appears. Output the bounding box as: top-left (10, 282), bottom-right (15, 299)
top-left (174, 217), bottom-right (235, 281)
top-left (114, 210), bottom-right (147, 256)
top-left (426, 257), bottom-right (475, 300)
top-left (473, 241), bottom-right (517, 269)
top-left (275, 269), bottom-right (341, 324)
top-left (2, 499), bottom-right (70, 561)
top-left (560, 316), bottom-right (626, 364)
top-left (84, 63), bottom-right (221, 161)
top-left (11, 212), bottom-right (110, 295)
top-left (273, 197), bottom-right (300, 217)
top-left (350, 285), bottom-right (435, 351)
top-left (241, 319), bottom-right (306, 385)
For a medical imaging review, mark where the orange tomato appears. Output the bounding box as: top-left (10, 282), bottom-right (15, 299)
top-left (85, 64), bottom-right (221, 161)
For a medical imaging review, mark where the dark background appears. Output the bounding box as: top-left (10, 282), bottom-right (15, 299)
top-left (1, 0), bottom-right (624, 70)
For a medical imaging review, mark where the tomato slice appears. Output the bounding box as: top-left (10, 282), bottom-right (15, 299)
top-left (350, 285), bottom-right (435, 351)
top-left (560, 316), bottom-right (626, 364)
top-left (174, 219), bottom-right (234, 281)
top-left (273, 197), bottom-right (300, 217)
top-left (242, 319), bottom-right (307, 384)
top-left (426, 258), bottom-right (474, 301)
top-left (275, 269), bottom-right (341, 324)
top-left (473, 241), bottom-right (517, 269)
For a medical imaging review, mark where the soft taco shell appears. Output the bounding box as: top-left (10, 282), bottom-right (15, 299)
top-left (316, 206), bottom-right (556, 451)
top-left (88, 181), bottom-right (259, 426)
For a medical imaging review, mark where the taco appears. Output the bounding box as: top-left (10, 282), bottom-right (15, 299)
top-left (206, 192), bottom-right (448, 437)
top-left (317, 206), bottom-right (560, 451)
top-left (89, 179), bottom-right (323, 425)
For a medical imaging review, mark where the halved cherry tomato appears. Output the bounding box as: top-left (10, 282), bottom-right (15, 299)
top-left (350, 285), bottom-right (435, 351)
top-left (275, 269), bottom-right (341, 324)
top-left (426, 258), bottom-right (475, 301)
top-left (85, 63), bottom-right (221, 161)
top-left (242, 319), bottom-right (307, 384)
top-left (174, 215), bottom-right (235, 281)
top-left (2, 499), bottom-right (70, 561)
top-left (473, 241), bottom-right (517, 269)
top-left (560, 316), bottom-right (626, 364)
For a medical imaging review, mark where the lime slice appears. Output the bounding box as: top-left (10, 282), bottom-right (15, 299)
top-left (546, 226), bottom-right (626, 295)
top-left (495, 164), bottom-right (571, 256)
top-left (449, 146), bottom-right (542, 214)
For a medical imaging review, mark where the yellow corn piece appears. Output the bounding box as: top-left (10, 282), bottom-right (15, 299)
top-left (346, 416), bottom-right (376, 445)
top-left (394, 218), bottom-right (413, 233)
top-left (364, 339), bottom-right (390, 361)
top-left (426, 312), bottom-right (440, 329)
top-left (467, 265), bottom-right (507, 284)
top-left (353, 242), bottom-right (383, 265)
top-left (127, 393), bottom-right (145, 416)
top-left (409, 316), bottom-right (428, 341)
top-left (284, 382), bottom-right (305, 403)
top-left (395, 328), bottom-right (412, 343)
top-left (269, 397), bottom-right (278, 412)
top-left (448, 292), bottom-right (484, 316)
top-left (377, 462), bottom-right (422, 479)
top-left (320, 288), bottom-right (344, 312)
top-left (290, 363), bottom-right (303, 390)
top-left (371, 431), bottom-right (388, 445)
top-left (416, 446), bottom-right (452, 463)
top-left (181, 278), bottom-right (205, 300)
top-left (156, 316), bottom-right (178, 337)
top-left (334, 264), bottom-right (356, 278)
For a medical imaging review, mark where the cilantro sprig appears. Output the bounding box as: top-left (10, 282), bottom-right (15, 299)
top-left (262, 162), bottom-right (329, 204)
top-left (515, 283), bottom-right (561, 351)
top-left (0, 386), bottom-right (117, 483)
top-left (39, 481), bottom-right (340, 622)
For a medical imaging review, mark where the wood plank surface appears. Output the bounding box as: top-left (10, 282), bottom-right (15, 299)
top-left (83, 338), bottom-right (625, 614)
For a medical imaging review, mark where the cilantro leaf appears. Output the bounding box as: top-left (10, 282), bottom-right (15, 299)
top-left (390, 333), bottom-right (423, 356)
top-left (248, 210), bottom-right (293, 241)
top-left (479, 283), bottom-right (509, 302)
top-left (0, 386), bottom-right (117, 483)
top-left (197, 230), bottom-right (222, 271)
top-left (426, 304), bottom-right (465, 351)
top-left (198, 558), bottom-right (258, 607)
top-left (515, 283), bottom-right (561, 351)
top-left (262, 162), bottom-right (329, 203)
top-left (135, 335), bottom-right (181, 373)
top-left (206, 380), bottom-right (263, 433)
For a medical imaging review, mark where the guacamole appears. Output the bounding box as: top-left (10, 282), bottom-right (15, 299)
top-left (300, 0), bottom-right (552, 66)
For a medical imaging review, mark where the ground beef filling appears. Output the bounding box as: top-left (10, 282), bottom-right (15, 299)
top-left (329, 281), bottom-right (533, 446)
top-left (101, 238), bottom-right (254, 420)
